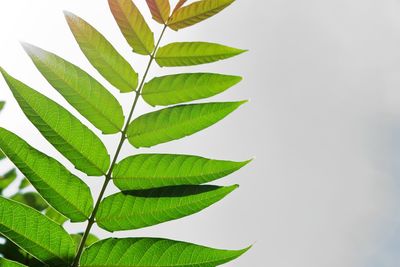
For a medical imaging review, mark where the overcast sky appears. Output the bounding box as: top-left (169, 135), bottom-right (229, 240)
top-left (2, 0), bottom-right (400, 266)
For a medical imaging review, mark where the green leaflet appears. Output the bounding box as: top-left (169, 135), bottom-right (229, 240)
top-left (168, 0), bottom-right (235, 31)
top-left (80, 238), bottom-right (250, 267)
top-left (22, 43), bottom-right (125, 134)
top-left (0, 68), bottom-right (110, 176)
top-left (142, 73), bottom-right (242, 106)
top-left (0, 101), bottom-right (4, 112)
top-left (0, 127), bottom-right (93, 222)
top-left (156, 42), bottom-right (246, 67)
top-left (0, 197), bottom-right (75, 266)
top-left (45, 206), bottom-right (68, 225)
top-left (108, 0), bottom-right (155, 55)
top-left (96, 185), bottom-right (237, 231)
top-left (11, 192), bottom-right (48, 212)
top-left (127, 101), bottom-right (246, 148)
top-left (0, 258), bottom-right (27, 267)
top-left (113, 153), bottom-right (250, 190)
top-left (146, 0), bottom-right (171, 24)
top-left (65, 11), bottom-right (139, 93)
top-left (0, 169), bottom-right (17, 193)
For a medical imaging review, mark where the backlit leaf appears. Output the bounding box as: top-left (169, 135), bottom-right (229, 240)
top-left (168, 0), bottom-right (234, 31)
top-left (80, 238), bottom-right (249, 266)
top-left (65, 11), bottom-right (139, 93)
top-left (156, 41), bottom-right (246, 66)
top-left (113, 153), bottom-right (250, 190)
top-left (0, 68), bottom-right (110, 176)
top-left (146, 0), bottom-right (170, 24)
top-left (142, 73), bottom-right (242, 106)
top-left (0, 127), bottom-right (94, 222)
top-left (96, 185), bottom-right (238, 231)
top-left (127, 101), bottom-right (246, 148)
top-left (0, 258), bottom-right (27, 267)
top-left (22, 43), bottom-right (125, 134)
top-left (0, 197), bottom-right (75, 266)
top-left (108, 0), bottom-right (155, 55)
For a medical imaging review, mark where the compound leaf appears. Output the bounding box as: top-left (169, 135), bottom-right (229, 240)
top-left (65, 11), bottom-right (139, 93)
top-left (96, 185), bottom-right (238, 231)
top-left (0, 197), bottom-right (75, 266)
top-left (127, 101), bottom-right (246, 148)
top-left (80, 238), bottom-right (249, 267)
top-left (22, 43), bottom-right (125, 134)
top-left (108, 0), bottom-right (155, 55)
top-left (0, 127), bottom-right (94, 222)
top-left (142, 73), bottom-right (242, 106)
top-left (113, 153), bottom-right (250, 190)
top-left (0, 68), bottom-right (110, 176)
top-left (146, 0), bottom-right (170, 24)
top-left (168, 0), bottom-right (234, 31)
top-left (0, 258), bottom-right (27, 267)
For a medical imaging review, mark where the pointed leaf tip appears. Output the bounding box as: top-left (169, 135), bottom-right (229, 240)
top-left (127, 101), bottom-right (246, 148)
top-left (168, 0), bottom-right (236, 31)
top-left (81, 238), bottom-right (249, 266)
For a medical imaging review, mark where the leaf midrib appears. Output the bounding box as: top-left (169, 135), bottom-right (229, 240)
top-left (73, 24), bottom-right (136, 91)
top-left (13, 87), bottom-right (105, 175)
top-left (130, 103), bottom-right (238, 140)
top-left (97, 188), bottom-right (231, 224)
top-left (7, 142), bottom-right (88, 219)
top-left (0, 222), bottom-right (70, 265)
top-left (115, 1), bottom-right (152, 55)
top-left (35, 55), bottom-right (122, 132)
top-left (168, 2), bottom-right (231, 27)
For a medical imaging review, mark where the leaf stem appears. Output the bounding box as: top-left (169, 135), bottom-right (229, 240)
top-left (71, 24), bottom-right (168, 267)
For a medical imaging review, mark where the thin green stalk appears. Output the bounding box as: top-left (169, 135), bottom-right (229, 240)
top-left (71, 24), bottom-right (168, 267)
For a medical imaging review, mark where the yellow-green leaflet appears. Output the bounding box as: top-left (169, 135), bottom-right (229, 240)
top-left (145, 0), bottom-right (170, 24)
top-left (65, 11), bottom-right (138, 93)
top-left (0, 68), bottom-right (110, 176)
top-left (127, 101), bottom-right (246, 148)
top-left (113, 153), bottom-right (250, 190)
top-left (80, 238), bottom-right (250, 267)
top-left (168, 0), bottom-right (235, 31)
top-left (96, 185), bottom-right (238, 231)
top-left (142, 73), bottom-right (242, 106)
top-left (108, 0), bottom-right (155, 55)
top-left (22, 43), bottom-right (125, 134)
top-left (0, 128), bottom-right (93, 222)
top-left (156, 42), bottom-right (246, 66)
top-left (0, 197), bottom-right (75, 266)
